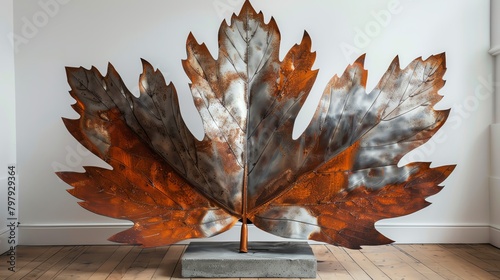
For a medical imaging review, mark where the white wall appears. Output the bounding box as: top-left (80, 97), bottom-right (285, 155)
top-left (491, 124), bottom-right (500, 247)
top-left (489, 0), bottom-right (500, 248)
top-left (0, 0), bottom-right (16, 253)
top-left (13, 0), bottom-right (493, 245)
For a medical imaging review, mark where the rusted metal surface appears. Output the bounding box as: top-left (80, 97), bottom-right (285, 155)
top-left (58, 0), bottom-right (455, 251)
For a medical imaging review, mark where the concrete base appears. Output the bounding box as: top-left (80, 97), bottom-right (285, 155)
top-left (181, 241), bottom-right (317, 278)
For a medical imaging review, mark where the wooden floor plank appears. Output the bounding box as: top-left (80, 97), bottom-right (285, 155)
top-left (4, 246), bottom-right (63, 280)
top-left (192, 277), bottom-right (240, 280)
top-left (359, 245), bottom-right (429, 279)
top-left (441, 244), bottom-right (500, 275)
top-left (21, 246), bottom-right (76, 280)
top-left (311, 244), bottom-right (354, 280)
top-left (326, 244), bottom-right (372, 280)
top-left (36, 245), bottom-right (88, 280)
top-left (151, 245), bottom-right (185, 280)
top-left (121, 247), bottom-right (170, 280)
top-left (105, 246), bottom-right (143, 280)
top-left (389, 245), bottom-right (446, 280)
top-left (423, 244), bottom-right (500, 279)
top-left (0, 246), bottom-right (51, 279)
top-left (403, 244), bottom-right (500, 279)
top-left (192, 278), bottom-right (240, 280)
top-left (168, 251), bottom-right (185, 280)
top-left (2, 243), bottom-right (499, 279)
top-left (463, 244), bottom-right (500, 272)
top-left (435, 245), bottom-right (499, 279)
top-left (52, 246), bottom-right (119, 279)
top-left (257, 278), bottom-right (299, 280)
top-left (88, 246), bottom-right (133, 280)
top-left (344, 247), bottom-right (390, 279)
top-left (472, 244), bottom-right (500, 257)
top-left (397, 244), bottom-right (464, 280)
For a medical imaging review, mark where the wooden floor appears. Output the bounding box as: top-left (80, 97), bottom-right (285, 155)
top-left (1, 244), bottom-right (500, 279)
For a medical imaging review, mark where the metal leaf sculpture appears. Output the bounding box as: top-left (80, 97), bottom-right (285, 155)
top-left (57, 0), bottom-right (455, 252)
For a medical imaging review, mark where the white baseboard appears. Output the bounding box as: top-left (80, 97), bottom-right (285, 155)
top-left (19, 223), bottom-right (133, 246)
top-left (490, 226), bottom-right (500, 248)
top-left (18, 223), bottom-right (292, 246)
top-left (18, 223), bottom-right (491, 246)
top-left (376, 224), bottom-right (490, 244)
top-left (0, 227), bottom-right (10, 254)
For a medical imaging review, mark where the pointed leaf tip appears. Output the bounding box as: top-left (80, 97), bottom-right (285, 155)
top-left (300, 31), bottom-right (312, 48)
top-left (354, 54), bottom-right (366, 66)
top-left (140, 59), bottom-right (154, 71)
top-left (240, 0), bottom-right (258, 16)
top-left (392, 54), bottom-right (401, 65)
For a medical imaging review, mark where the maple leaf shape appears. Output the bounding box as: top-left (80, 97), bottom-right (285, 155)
top-left (57, 0), bottom-right (455, 250)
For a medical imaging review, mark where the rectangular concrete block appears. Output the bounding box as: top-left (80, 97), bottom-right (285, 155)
top-left (181, 241), bottom-right (317, 278)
